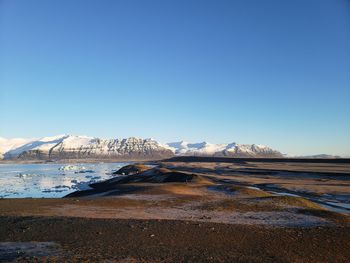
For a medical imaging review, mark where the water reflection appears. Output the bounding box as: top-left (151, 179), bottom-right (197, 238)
top-left (0, 162), bottom-right (128, 198)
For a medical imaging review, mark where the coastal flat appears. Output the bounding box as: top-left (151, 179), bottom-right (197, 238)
top-left (0, 159), bottom-right (349, 262)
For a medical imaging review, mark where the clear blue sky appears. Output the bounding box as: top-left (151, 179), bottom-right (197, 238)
top-left (1, 0), bottom-right (349, 156)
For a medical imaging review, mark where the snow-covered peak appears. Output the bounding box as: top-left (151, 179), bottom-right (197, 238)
top-left (167, 141), bottom-right (227, 155)
top-left (0, 134), bottom-right (174, 160)
top-left (4, 135), bottom-right (69, 157)
top-left (166, 141), bottom-right (282, 157)
top-left (0, 134), bottom-right (283, 160)
top-left (38, 134), bottom-right (69, 142)
top-left (59, 135), bottom-right (96, 148)
top-left (0, 137), bottom-right (34, 155)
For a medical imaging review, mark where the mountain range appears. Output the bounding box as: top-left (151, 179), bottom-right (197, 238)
top-left (0, 134), bottom-right (284, 161)
top-left (166, 141), bottom-right (282, 157)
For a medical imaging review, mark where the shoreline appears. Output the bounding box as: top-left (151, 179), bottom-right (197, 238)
top-left (0, 159), bottom-right (155, 165)
top-left (1, 156), bottom-right (350, 165)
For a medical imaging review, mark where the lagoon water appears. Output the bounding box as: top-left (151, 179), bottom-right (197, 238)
top-left (0, 162), bottom-right (129, 198)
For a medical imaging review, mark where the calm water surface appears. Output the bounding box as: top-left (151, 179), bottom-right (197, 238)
top-left (0, 162), bottom-right (129, 198)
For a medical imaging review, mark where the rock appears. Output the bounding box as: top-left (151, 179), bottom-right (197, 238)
top-left (112, 164), bottom-right (149, 175)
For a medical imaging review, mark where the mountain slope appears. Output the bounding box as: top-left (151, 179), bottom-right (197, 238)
top-left (0, 135), bottom-right (283, 160)
top-left (2, 135), bottom-right (174, 161)
top-left (0, 137), bottom-right (34, 159)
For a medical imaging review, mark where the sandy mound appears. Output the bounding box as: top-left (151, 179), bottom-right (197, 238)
top-left (257, 196), bottom-right (323, 210)
top-left (229, 186), bottom-right (272, 198)
top-left (66, 165), bottom-right (213, 200)
top-left (64, 166), bottom-right (215, 197)
top-left (208, 185), bottom-right (271, 198)
top-left (92, 167), bottom-right (211, 189)
top-left (113, 164), bottom-right (149, 175)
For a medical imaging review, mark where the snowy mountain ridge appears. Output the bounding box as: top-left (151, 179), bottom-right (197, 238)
top-left (0, 135), bottom-right (173, 160)
top-left (166, 141), bottom-right (282, 157)
top-left (0, 134), bottom-right (283, 160)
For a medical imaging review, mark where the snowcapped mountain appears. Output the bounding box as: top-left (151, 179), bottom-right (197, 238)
top-left (0, 137), bottom-right (34, 159)
top-left (1, 135), bottom-right (173, 161)
top-left (0, 135), bottom-right (283, 160)
top-left (166, 141), bottom-right (283, 157)
top-left (167, 141), bottom-right (227, 155)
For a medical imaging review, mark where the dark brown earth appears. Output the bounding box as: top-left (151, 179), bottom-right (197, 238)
top-left (0, 216), bottom-right (349, 262)
top-left (1, 159), bottom-right (350, 262)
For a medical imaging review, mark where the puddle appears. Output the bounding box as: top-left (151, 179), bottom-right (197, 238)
top-left (319, 203), bottom-right (350, 214)
top-left (326, 202), bottom-right (350, 210)
top-left (246, 186), bottom-right (261, 190)
top-left (271, 192), bottom-right (301, 197)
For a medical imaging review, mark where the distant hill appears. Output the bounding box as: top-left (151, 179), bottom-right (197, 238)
top-left (296, 154), bottom-right (341, 159)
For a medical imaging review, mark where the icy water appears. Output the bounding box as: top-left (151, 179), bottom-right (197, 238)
top-left (0, 162), bottom-right (129, 198)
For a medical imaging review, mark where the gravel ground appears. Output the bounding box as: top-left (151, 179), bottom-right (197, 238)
top-left (0, 216), bottom-right (349, 262)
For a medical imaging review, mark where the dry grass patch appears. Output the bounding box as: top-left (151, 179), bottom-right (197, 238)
top-left (209, 185), bottom-right (272, 198)
top-left (230, 186), bottom-right (272, 198)
top-left (160, 184), bottom-right (209, 196)
top-left (195, 198), bottom-right (279, 212)
top-left (256, 196), bottom-right (323, 210)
